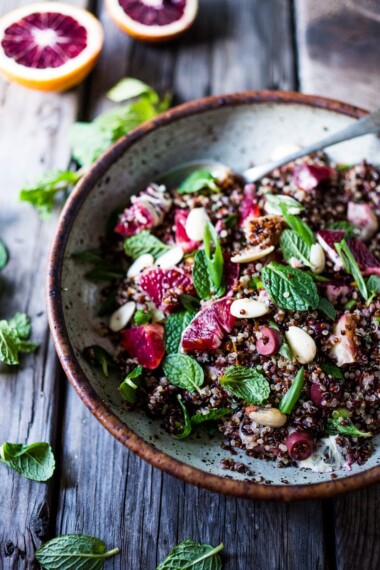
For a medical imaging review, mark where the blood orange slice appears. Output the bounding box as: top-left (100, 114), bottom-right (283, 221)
top-left (180, 297), bottom-right (235, 353)
top-left (105, 0), bottom-right (198, 42)
top-left (140, 267), bottom-right (196, 313)
top-left (0, 3), bottom-right (103, 91)
top-left (121, 324), bottom-right (165, 369)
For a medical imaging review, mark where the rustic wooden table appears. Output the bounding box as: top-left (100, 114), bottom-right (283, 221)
top-left (1, 1), bottom-right (380, 568)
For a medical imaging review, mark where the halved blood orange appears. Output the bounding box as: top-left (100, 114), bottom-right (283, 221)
top-left (0, 3), bottom-right (103, 92)
top-left (105, 0), bottom-right (198, 42)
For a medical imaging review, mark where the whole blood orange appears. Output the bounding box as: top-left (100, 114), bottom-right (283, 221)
top-left (105, 0), bottom-right (198, 42)
top-left (0, 3), bottom-right (103, 91)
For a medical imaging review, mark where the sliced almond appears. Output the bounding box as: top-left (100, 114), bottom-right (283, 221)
top-left (285, 326), bottom-right (317, 364)
top-left (109, 301), bottom-right (136, 332)
top-left (246, 406), bottom-right (287, 428)
top-left (127, 253), bottom-right (154, 279)
top-left (230, 299), bottom-right (269, 319)
top-left (231, 245), bottom-right (274, 264)
top-left (155, 246), bottom-right (184, 269)
top-left (309, 243), bottom-right (325, 274)
top-left (185, 207), bottom-right (210, 241)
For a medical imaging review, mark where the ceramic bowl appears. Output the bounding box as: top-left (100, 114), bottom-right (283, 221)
top-left (47, 91), bottom-right (380, 500)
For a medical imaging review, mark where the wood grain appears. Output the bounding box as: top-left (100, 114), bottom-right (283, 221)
top-left (54, 2), bottom-right (327, 569)
top-left (294, 2), bottom-right (380, 569)
top-left (0, 1), bottom-right (88, 568)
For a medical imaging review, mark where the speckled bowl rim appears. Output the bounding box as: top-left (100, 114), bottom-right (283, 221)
top-left (47, 90), bottom-right (380, 501)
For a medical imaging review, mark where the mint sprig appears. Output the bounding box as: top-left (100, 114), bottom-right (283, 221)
top-left (0, 313), bottom-right (38, 366)
top-left (262, 262), bottom-right (319, 311)
top-left (280, 204), bottom-right (315, 247)
top-left (192, 223), bottom-right (225, 300)
top-left (20, 78), bottom-right (170, 217)
top-left (280, 229), bottom-right (312, 268)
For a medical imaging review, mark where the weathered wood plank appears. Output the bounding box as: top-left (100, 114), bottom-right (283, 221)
top-left (0, 1), bottom-right (88, 567)
top-left (295, 0), bottom-right (380, 110)
top-left (55, 2), bottom-right (327, 569)
top-left (295, 2), bottom-right (380, 569)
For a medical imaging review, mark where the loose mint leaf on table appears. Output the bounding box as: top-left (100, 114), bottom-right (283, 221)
top-left (173, 395), bottom-right (193, 440)
top-left (69, 122), bottom-right (114, 169)
top-left (280, 204), bottom-right (315, 247)
top-left (191, 408), bottom-right (232, 425)
top-left (20, 170), bottom-right (81, 218)
top-left (219, 365), bottom-right (270, 404)
top-left (265, 193), bottom-right (304, 214)
top-left (319, 358), bottom-right (344, 380)
top-left (0, 442), bottom-right (55, 482)
top-left (35, 534), bottom-right (120, 569)
top-left (163, 355), bottom-right (204, 394)
top-left (317, 297), bottom-right (336, 320)
top-left (335, 239), bottom-right (368, 301)
top-left (327, 408), bottom-right (372, 438)
top-left (157, 538), bottom-right (223, 570)
top-left (118, 365), bottom-right (143, 405)
top-left (107, 77), bottom-right (157, 102)
top-left (134, 309), bottom-right (152, 325)
top-left (0, 314), bottom-right (38, 366)
top-left (262, 262), bottom-right (319, 311)
top-left (280, 229), bottom-right (311, 268)
top-left (0, 239), bottom-right (9, 271)
top-left (164, 310), bottom-right (197, 354)
top-left (124, 230), bottom-right (170, 260)
top-left (177, 170), bottom-right (219, 194)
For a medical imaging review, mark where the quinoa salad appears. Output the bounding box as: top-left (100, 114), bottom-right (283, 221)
top-left (79, 153), bottom-right (380, 475)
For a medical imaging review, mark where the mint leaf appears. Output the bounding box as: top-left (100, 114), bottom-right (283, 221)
top-left (163, 355), bottom-right (204, 394)
top-left (0, 239), bottom-right (9, 271)
top-left (70, 122), bottom-right (113, 169)
top-left (280, 229), bottom-right (311, 267)
top-left (319, 358), bottom-right (344, 380)
top-left (35, 534), bottom-right (120, 569)
top-left (0, 442), bottom-right (55, 482)
top-left (262, 262), bottom-right (319, 311)
top-left (327, 221), bottom-right (356, 237)
top-left (367, 275), bottom-right (380, 294)
top-left (134, 309), bottom-right (152, 325)
top-left (124, 230), bottom-right (170, 260)
top-left (327, 409), bottom-right (371, 438)
top-left (177, 170), bottom-right (219, 194)
top-left (164, 310), bottom-right (197, 354)
top-left (193, 250), bottom-right (213, 300)
top-left (280, 204), bottom-right (315, 247)
top-left (0, 316), bottom-right (38, 365)
top-left (83, 345), bottom-right (117, 378)
top-left (20, 170), bottom-right (81, 218)
top-left (107, 77), bottom-right (157, 103)
top-left (278, 340), bottom-right (294, 361)
top-left (8, 313), bottom-right (31, 339)
top-left (118, 365), bottom-right (143, 404)
top-left (219, 365), bottom-right (270, 404)
top-left (265, 193), bottom-right (303, 214)
top-left (335, 239), bottom-right (368, 301)
top-left (191, 408), bottom-right (232, 424)
top-left (173, 395), bottom-right (193, 440)
top-left (157, 539), bottom-right (223, 570)
top-left (317, 297), bottom-right (336, 320)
